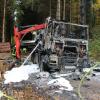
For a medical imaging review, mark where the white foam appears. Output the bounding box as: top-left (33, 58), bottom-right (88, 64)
top-left (4, 63), bottom-right (40, 84)
top-left (48, 77), bottom-right (73, 91)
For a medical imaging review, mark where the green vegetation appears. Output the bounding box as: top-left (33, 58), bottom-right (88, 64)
top-left (0, 0), bottom-right (100, 60)
top-left (89, 25), bottom-right (100, 60)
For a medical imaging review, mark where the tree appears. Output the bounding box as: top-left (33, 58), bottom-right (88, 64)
top-left (56, 0), bottom-right (61, 20)
top-left (2, 0), bottom-right (6, 42)
top-left (63, 0), bottom-right (66, 20)
top-left (0, 0), bottom-right (4, 41)
top-left (0, 0), bottom-right (17, 42)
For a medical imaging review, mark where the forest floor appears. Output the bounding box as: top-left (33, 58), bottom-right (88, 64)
top-left (71, 79), bottom-right (100, 100)
top-left (0, 53), bottom-right (100, 100)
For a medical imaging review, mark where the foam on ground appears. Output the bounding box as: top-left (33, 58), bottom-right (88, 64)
top-left (4, 63), bottom-right (40, 84)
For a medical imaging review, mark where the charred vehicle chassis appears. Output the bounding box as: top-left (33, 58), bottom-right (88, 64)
top-left (31, 20), bottom-right (89, 73)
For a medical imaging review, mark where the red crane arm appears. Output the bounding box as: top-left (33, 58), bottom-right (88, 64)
top-left (20, 24), bottom-right (47, 35)
top-left (14, 23), bottom-right (47, 60)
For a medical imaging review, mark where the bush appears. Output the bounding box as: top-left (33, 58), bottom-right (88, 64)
top-left (89, 25), bottom-right (100, 61)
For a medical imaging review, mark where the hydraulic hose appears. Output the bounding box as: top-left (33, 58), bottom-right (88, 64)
top-left (22, 41), bottom-right (40, 65)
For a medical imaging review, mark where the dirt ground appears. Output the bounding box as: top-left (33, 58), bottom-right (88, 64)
top-left (0, 53), bottom-right (100, 100)
top-left (71, 79), bottom-right (100, 100)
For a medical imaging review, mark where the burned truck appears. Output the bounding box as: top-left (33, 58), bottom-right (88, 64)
top-left (31, 20), bottom-right (89, 73)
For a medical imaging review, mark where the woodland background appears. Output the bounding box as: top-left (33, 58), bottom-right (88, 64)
top-left (0, 0), bottom-right (100, 60)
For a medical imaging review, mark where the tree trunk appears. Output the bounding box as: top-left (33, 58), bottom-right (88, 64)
top-left (80, 0), bottom-right (86, 24)
top-left (63, 0), bottom-right (66, 20)
top-left (2, 0), bottom-right (6, 42)
top-left (70, 0), bottom-right (72, 23)
top-left (49, 0), bottom-right (51, 17)
top-left (56, 0), bottom-right (61, 20)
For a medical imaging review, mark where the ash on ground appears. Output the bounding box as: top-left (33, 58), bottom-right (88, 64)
top-left (2, 62), bottom-right (79, 100)
top-left (1, 62), bottom-right (100, 100)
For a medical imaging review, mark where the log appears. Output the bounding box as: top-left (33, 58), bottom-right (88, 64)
top-left (0, 42), bottom-right (11, 53)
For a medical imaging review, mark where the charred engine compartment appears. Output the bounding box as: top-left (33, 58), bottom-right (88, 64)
top-left (31, 20), bottom-right (89, 73)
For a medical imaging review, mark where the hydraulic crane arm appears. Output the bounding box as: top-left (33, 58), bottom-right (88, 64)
top-left (20, 24), bottom-right (46, 35)
top-left (14, 23), bottom-right (47, 60)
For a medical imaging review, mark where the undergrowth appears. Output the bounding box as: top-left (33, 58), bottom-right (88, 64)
top-left (89, 25), bottom-right (100, 61)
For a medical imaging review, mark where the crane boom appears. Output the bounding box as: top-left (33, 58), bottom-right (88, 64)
top-left (14, 23), bottom-right (47, 60)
